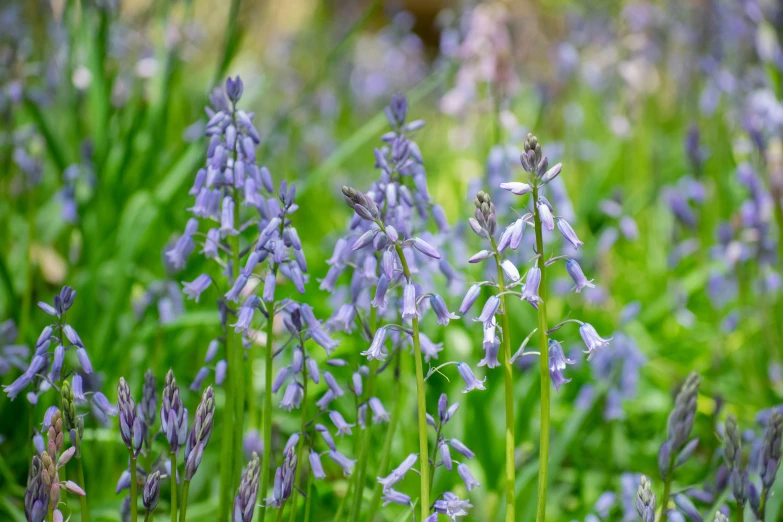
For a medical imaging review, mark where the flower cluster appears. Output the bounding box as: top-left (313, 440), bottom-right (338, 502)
top-left (4, 286), bottom-right (94, 402)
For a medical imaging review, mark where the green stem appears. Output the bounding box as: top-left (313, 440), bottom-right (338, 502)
top-left (334, 469), bottom-right (355, 521)
top-left (219, 326), bottom-right (235, 522)
top-left (179, 480), bottom-right (191, 522)
top-left (170, 453), bottom-right (178, 522)
top-left (130, 452), bottom-right (139, 522)
top-left (490, 237), bottom-right (516, 521)
top-left (393, 242), bottom-right (429, 520)
top-left (287, 358), bottom-right (308, 522)
top-left (759, 487), bottom-right (769, 520)
top-left (145, 512), bottom-right (151, 522)
top-left (258, 299), bottom-right (276, 522)
top-left (75, 450), bottom-right (91, 522)
top-left (231, 196), bottom-right (245, 504)
top-left (736, 504), bottom-right (744, 522)
top-left (303, 463), bottom-right (314, 522)
top-left (427, 428), bottom-right (441, 494)
top-left (48, 501), bottom-right (54, 522)
top-left (368, 350), bottom-right (402, 515)
top-left (656, 453), bottom-right (676, 522)
top-left (349, 312), bottom-right (379, 521)
top-left (275, 503), bottom-right (285, 522)
top-left (532, 184), bottom-right (551, 522)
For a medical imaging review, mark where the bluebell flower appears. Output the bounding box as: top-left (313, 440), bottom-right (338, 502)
top-left (362, 326), bottom-right (389, 361)
top-left (328, 450), bottom-right (356, 476)
top-left (475, 295), bottom-right (500, 326)
top-left (402, 283), bottom-right (419, 320)
top-left (457, 363), bottom-right (486, 393)
top-left (457, 462), bottom-right (480, 491)
top-left (579, 323), bottom-right (612, 359)
top-left (459, 284), bottom-right (482, 314)
top-left (329, 410), bottom-right (354, 436)
top-left (378, 453), bottom-right (417, 491)
top-left (548, 340), bottom-right (574, 392)
top-left (431, 294), bottom-right (459, 325)
top-left (521, 267), bottom-right (542, 308)
top-left (433, 492), bottom-right (472, 519)
top-left (183, 274), bottom-right (212, 302)
top-left (565, 259), bottom-right (595, 293)
top-left (557, 219), bottom-right (583, 249)
top-left (537, 200), bottom-right (554, 231)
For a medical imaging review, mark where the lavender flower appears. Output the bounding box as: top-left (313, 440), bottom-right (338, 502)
top-left (565, 259), bottom-right (595, 293)
top-left (636, 476), bottom-right (656, 522)
top-left (118, 378), bottom-right (142, 456)
top-left (233, 452), bottom-right (260, 522)
top-left (184, 386), bottom-right (215, 480)
top-left (520, 267), bottom-right (542, 308)
top-left (457, 363), bottom-right (485, 393)
top-left (457, 462), bottom-right (480, 491)
top-left (142, 471), bottom-right (161, 513)
top-left (548, 340), bottom-right (574, 392)
top-left (160, 370), bottom-right (188, 455)
top-left (579, 323), bottom-right (612, 359)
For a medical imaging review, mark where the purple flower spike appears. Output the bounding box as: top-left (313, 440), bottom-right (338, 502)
top-left (557, 219), bottom-right (583, 249)
top-left (183, 274), bottom-right (212, 302)
top-left (566, 259), bottom-right (595, 293)
top-left (521, 267), bottom-right (542, 309)
top-left (457, 363), bottom-right (486, 393)
top-left (579, 323), bottom-right (612, 359)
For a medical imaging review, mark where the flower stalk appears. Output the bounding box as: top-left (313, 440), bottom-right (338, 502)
top-left (532, 182), bottom-right (551, 522)
top-left (258, 296), bottom-right (276, 522)
top-left (392, 240), bottom-right (430, 520)
top-left (489, 234), bottom-right (517, 521)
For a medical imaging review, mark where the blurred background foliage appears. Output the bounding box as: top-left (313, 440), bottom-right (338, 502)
top-left (3, 0), bottom-right (783, 520)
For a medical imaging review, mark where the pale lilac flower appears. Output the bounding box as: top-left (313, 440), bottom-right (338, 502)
top-left (566, 259), bottom-right (595, 293)
top-left (309, 450), bottom-right (325, 479)
top-left (382, 490), bottom-right (412, 507)
top-left (323, 371), bottom-right (344, 397)
top-left (579, 323), bottom-right (612, 359)
top-left (457, 462), bottom-right (480, 491)
top-left (440, 442), bottom-right (453, 470)
top-left (521, 267), bottom-right (542, 308)
top-left (469, 250), bottom-right (494, 263)
top-left (475, 296), bottom-right (500, 327)
top-left (369, 397), bottom-right (389, 423)
top-left (433, 492), bottom-right (473, 519)
top-left (412, 237), bottom-right (441, 259)
top-left (501, 260), bottom-right (520, 281)
top-left (280, 383), bottom-right (303, 411)
top-left (378, 454), bottom-right (417, 491)
top-left (538, 201), bottom-right (554, 231)
top-left (499, 182), bottom-right (532, 195)
top-left (459, 284), bottom-right (482, 314)
top-left (372, 275), bottom-right (390, 308)
top-left (557, 219), bottom-right (583, 249)
top-left (401, 283), bottom-right (419, 320)
top-left (315, 424), bottom-right (336, 451)
top-left (457, 363), bottom-right (486, 393)
top-left (431, 294), bottom-right (459, 325)
top-left (183, 275), bottom-right (212, 302)
top-left (448, 438), bottom-right (475, 459)
top-left (329, 411), bottom-right (354, 436)
top-left (328, 450), bottom-right (356, 476)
